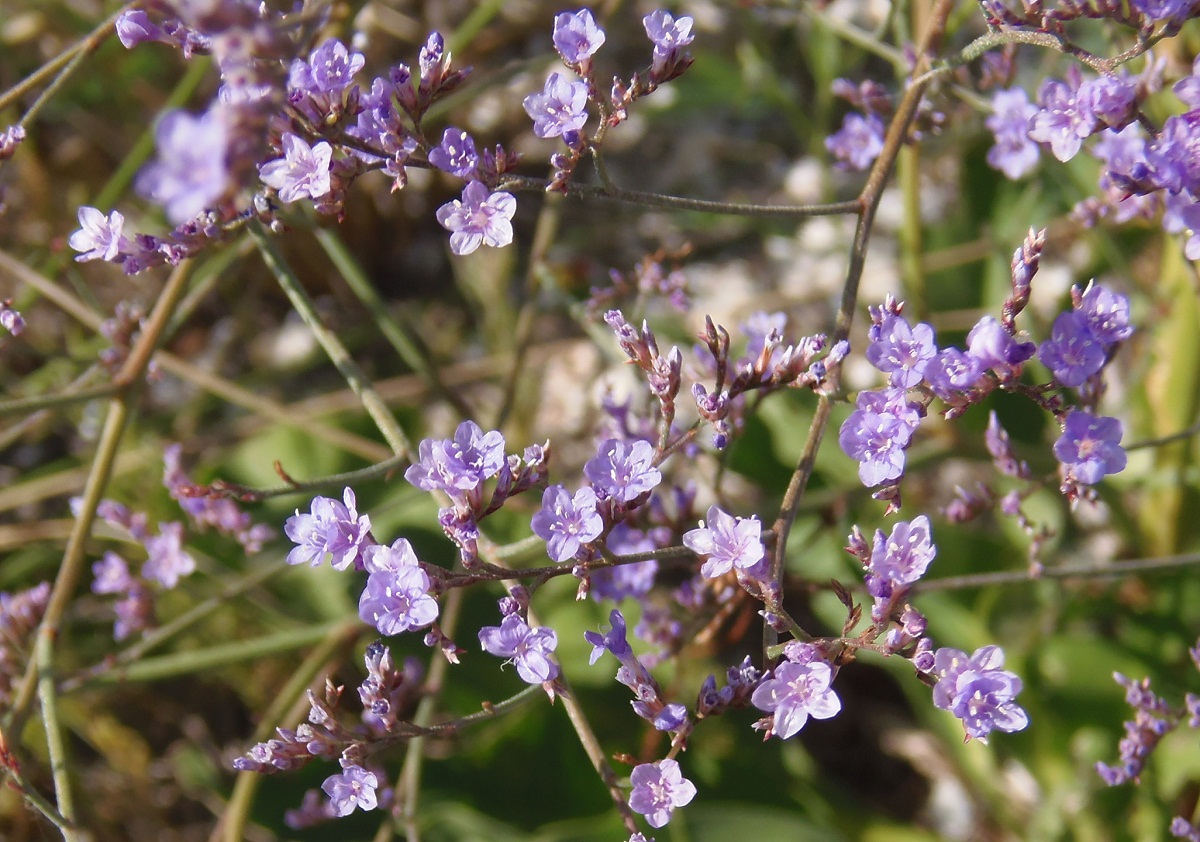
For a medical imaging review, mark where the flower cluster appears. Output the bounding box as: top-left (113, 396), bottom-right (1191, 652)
top-left (0, 582), bottom-right (51, 706)
top-left (83, 498), bottom-right (199, 640)
top-left (479, 599), bottom-right (559, 686)
top-left (163, 444), bottom-right (273, 553)
top-left (284, 488), bottom-right (372, 570)
top-left (929, 645), bottom-right (1029, 742)
top-left (751, 642), bottom-right (842, 740)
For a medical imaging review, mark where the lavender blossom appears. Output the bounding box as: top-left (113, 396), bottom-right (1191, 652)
top-left (435, 181), bottom-right (517, 256)
top-left (965, 315), bottom-right (1036, 379)
top-left (838, 388), bottom-right (920, 487)
top-left (682, 505), bottom-right (764, 578)
top-left (290, 38), bottom-right (365, 98)
top-left (553, 9), bottom-right (606, 64)
top-left (866, 515), bottom-right (936, 594)
top-left (406, 420), bottom-right (507, 495)
top-left (479, 613), bottom-right (559, 684)
top-left (1078, 284), bottom-right (1133, 344)
top-left (523, 72), bottom-right (589, 140)
top-left (321, 765), bottom-right (378, 816)
top-left (1029, 76), bottom-right (1094, 163)
top-left (141, 521), bottom-right (196, 588)
top-left (589, 524), bottom-right (658, 602)
top-left (69, 207), bottom-right (131, 262)
top-left (1053, 410), bottom-right (1126, 485)
top-left (428, 128), bottom-right (478, 178)
top-left (628, 759), bottom-right (697, 829)
top-left (931, 645), bottom-right (1029, 742)
top-left (531, 485), bottom-right (604, 562)
top-left (643, 10), bottom-right (695, 56)
top-left (584, 439), bottom-right (662, 503)
top-left (825, 112), bottom-right (885, 171)
top-left (924, 348), bottom-right (983, 400)
top-left (987, 87), bottom-right (1039, 179)
top-left (259, 134), bottom-right (333, 203)
top-left (0, 302), bottom-right (25, 336)
top-left (358, 539), bottom-right (438, 635)
top-left (92, 552), bottom-right (134, 595)
top-left (751, 656), bottom-right (842, 739)
top-left (866, 313), bottom-right (937, 388)
top-left (136, 106), bottom-right (231, 224)
top-left (284, 488), bottom-right (372, 570)
top-left (1037, 310), bottom-right (1106, 387)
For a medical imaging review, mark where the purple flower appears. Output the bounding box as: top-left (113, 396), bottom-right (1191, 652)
top-left (931, 645), bottom-right (1029, 742)
top-left (0, 302), bottom-right (24, 336)
top-left (358, 539), bottom-right (439, 635)
top-left (428, 128), bottom-right (478, 178)
top-left (838, 389), bottom-right (918, 487)
top-left (259, 134), bottom-right (333, 203)
top-left (1029, 76), bottom-right (1094, 163)
top-left (867, 515), bottom-right (936, 592)
top-left (531, 485), bottom-right (604, 562)
top-left (1132, 0), bottom-right (1189, 19)
top-left (69, 207), bottom-right (131, 262)
top-left (628, 759), bottom-right (696, 829)
top-left (136, 106), bottom-right (230, 224)
top-left (751, 657), bottom-right (842, 739)
top-left (987, 87), bottom-right (1039, 179)
top-left (589, 524), bottom-right (658, 602)
top-left (1037, 310), bottom-right (1106, 387)
top-left (1078, 74), bottom-right (1138, 130)
top-left (290, 38), bottom-right (365, 97)
top-left (284, 488), bottom-right (372, 570)
top-left (924, 347), bottom-right (983, 399)
top-left (1146, 112), bottom-right (1200, 195)
top-left (585, 608), bottom-right (635, 664)
top-left (866, 313), bottom-right (937, 388)
top-left (966, 315), bottom-right (1036, 378)
top-left (584, 439), bottom-right (661, 503)
top-left (1078, 284), bottom-right (1132, 344)
top-left (142, 522), bottom-right (196, 589)
top-left (321, 765), bottom-right (378, 816)
top-left (479, 613), bottom-right (559, 684)
top-left (115, 11), bottom-right (165, 49)
top-left (825, 112), bottom-right (885, 171)
top-left (683, 505), bottom-right (764, 578)
top-left (643, 10), bottom-right (695, 54)
top-left (1053, 410), bottom-right (1126, 485)
top-left (406, 420), bottom-right (507, 495)
top-left (553, 9), bottom-right (606, 64)
top-left (435, 180), bottom-right (517, 256)
top-left (92, 552), bottom-right (134, 595)
top-left (522, 72), bottom-right (589, 140)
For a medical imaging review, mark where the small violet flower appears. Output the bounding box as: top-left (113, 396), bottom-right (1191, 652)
top-left (931, 645), bottom-right (1029, 742)
top-left (584, 439), bottom-right (662, 503)
top-left (987, 87), bottom-right (1039, 180)
top-left (321, 765), bottom-right (378, 816)
top-left (683, 505), bottom-right (764, 578)
top-left (553, 9), bottom-right (606, 64)
top-left (1037, 310), bottom-right (1106, 387)
top-left (523, 72), bottom-right (589, 140)
top-left (628, 759), bottom-right (697, 829)
top-left (751, 654), bottom-right (842, 739)
top-left (866, 313), bottom-right (937, 388)
top-left (136, 106), bottom-right (230, 224)
top-left (69, 207), bottom-right (131, 262)
top-left (1053, 409), bottom-right (1127, 485)
top-left (358, 539), bottom-right (439, 636)
top-left (479, 613), bottom-right (559, 684)
top-left (531, 485), bottom-right (604, 562)
top-left (141, 521), bottom-right (196, 589)
top-left (428, 128), bottom-right (478, 178)
top-left (825, 112), bottom-right (885, 171)
top-left (435, 181), bottom-right (517, 256)
top-left (259, 133), bottom-right (334, 203)
top-left (284, 488), bottom-right (372, 570)
top-left (867, 515), bottom-right (936, 595)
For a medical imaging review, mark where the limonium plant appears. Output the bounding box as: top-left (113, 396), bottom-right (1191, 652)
top-left (2, 1), bottom-right (1200, 840)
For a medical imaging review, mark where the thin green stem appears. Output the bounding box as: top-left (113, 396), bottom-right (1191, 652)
top-left (0, 753), bottom-right (76, 835)
top-left (91, 619), bottom-right (350, 684)
top-left (251, 225), bottom-right (412, 458)
top-left (199, 454), bottom-right (410, 502)
top-left (312, 226), bottom-right (473, 419)
top-left (3, 260), bottom-right (195, 739)
top-left (0, 382), bottom-right (116, 417)
top-left (35, 632), bottom-right (80, 841)
top-left (498, 175), bottom-right (863, 219)
top-left (916, 552), bottom-right (1200, 592)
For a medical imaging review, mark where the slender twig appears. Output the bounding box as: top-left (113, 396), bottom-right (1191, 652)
top-left (0, 745), bottom-right (76, 834)
top-left (251, 225), bottom-right (412, 458)
top-left (313, 226), bottom-right (474, 419)
top-left (1125, 419), bottom-right (1200, 451)
top-left (493, 187), bottom-right (563, 430)
top-left (0, 382), bottom-right (120, 416)
top-left (915, 552), bottom-right (1200, 592)
top-left (3, 259), bottom-right (195, 744)
top-left (0, 3), bottom-right (134, 116)
top-left (497, 174), bottom-right (863, 219)
top-left (35, 632), bottom-right (80, 840)
top-left (765, 0), bottom-right (956, 658)
top-left (193, 453), bottom-right (410, 502)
